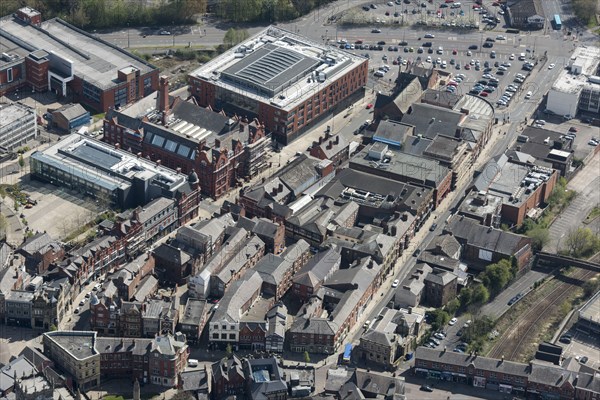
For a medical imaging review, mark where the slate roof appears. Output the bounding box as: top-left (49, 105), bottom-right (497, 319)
top-left (152, 243), bottom-right (192, 266)
top-left (213, 270), bottom-right (264, 323)
top-left (52, 103), bottom-right (88, 121)
top-left (18, 233), bottom-right (60, 256)
top-left (289, 317), bottom-right (337, 336)
top-left (211, 355), bottom-right (244, 383)
top-left (292, 249), bottom-right (341, 289)
top-left (446, 216), bottom-right (530, 256)
top-left (372, 120), bottom-right (413, 147)
top-left (421, 89), bottom-right (461, 109)
top-left (401, 103), bottom-right (463, 140)
top-left (424, 271), bottom-right (457, 286)
top-left (416, 347), bottom-right (530, 377)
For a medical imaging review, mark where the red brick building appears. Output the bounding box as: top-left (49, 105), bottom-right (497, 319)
top-left (96, 333), bottom-right (188, 387)
top-left (309, 133), bottom-right (350, 169)
top-left (414, 347), bottom-right (600, 399)
top-left (103, 77), bottom-right (270, 199)
top-left (211, 355), bottom-right (246, 400)
top-left (188, 27), bottom-right (368, 144)
top-left (0, 8), bottom-right (159, 112)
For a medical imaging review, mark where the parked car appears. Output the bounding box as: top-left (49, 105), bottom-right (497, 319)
top-left (559, 335), bottom-right (572, 344)
top-left (392, 279), bottom-right (400, 288)
top-left (413, 249), bottom-right (421, 257)
top-left (420, 385), bottom-right (434, 392)
top-left (449, 317), bottom-right (457, 326)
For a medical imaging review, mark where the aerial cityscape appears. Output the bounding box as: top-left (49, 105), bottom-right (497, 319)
top-left (0, 0), bottom-right (599, 399)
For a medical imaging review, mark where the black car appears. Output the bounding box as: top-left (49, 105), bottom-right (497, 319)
top-left (559, 335), bottom-right (572, 344)
top-left (413, 249), bottom-right (421, 257)
top-left (580, 356), bottom-right (589, 364)
top-left (362, 5), bottom-right (370, 11)
top-left (427, 48), bottom-right (434, 54)
top-left (420, 385), bottom-right (434, 392)
top-left (488, 81), bottom-right (499, 87)
top-left (422, 42), bottom-right (433, 47)
top-left (417, 47), bottom-right (424, 53)
top-left (429, 223), bottom-right (438, 232)
top-left (399, 40), bottom-right (408, 46)
top-left (483, 42), bottom-right (493, 48)
top-left (494, 61), bottom-right (500, 67)
top-left (468, 44), bottom-right (478, 50)
top-left (485, 37), bottom-right (495, 42)
top-left (404, 47), bottom-right (409, 52)
top-left (377, 40), bottom-right (386, 45)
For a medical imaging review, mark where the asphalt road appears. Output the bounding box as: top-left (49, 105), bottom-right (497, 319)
top-left (47, 0), bottom-right (596, 378)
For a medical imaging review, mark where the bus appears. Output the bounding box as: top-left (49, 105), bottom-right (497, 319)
top-left (553, 14), bottom-right (561, 29)
top-left (342, 343), bottom-right (353, 364)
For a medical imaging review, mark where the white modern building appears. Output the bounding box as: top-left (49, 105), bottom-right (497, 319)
top-left (546, 46), bottom-right (600, 117)
top-left (0, 102), bottom-right (38, 151)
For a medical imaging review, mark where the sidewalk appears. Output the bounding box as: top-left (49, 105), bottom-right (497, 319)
top-left (0, 196), bottom-right (24, 247)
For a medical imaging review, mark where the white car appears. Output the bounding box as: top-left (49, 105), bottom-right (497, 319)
top-left (387, 1), bottom-right (394, 5)
top-left (424, 33), bottom-right (435, 38)
top-left (535, 119), bottom-right (546, 125)
top-left (159, 30), bottom-right (171, 35)
top-left (392, 279), bottom-right (400, 288)
top-left (509, 54), bottom-right (515, 60)
top-left (496, 35), bottom-right (506, 40)
top-left (548, 63), bottom-right (555, 69)
top-left (449, 317), bottom-right (458, 326)
top-left (466, 50), bottom-right (472, 56)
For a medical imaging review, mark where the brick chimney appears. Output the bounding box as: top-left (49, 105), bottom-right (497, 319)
top-left (335, 136), bottom-right (340, 145)
top-left (158, 76), bottom-right (170, 124)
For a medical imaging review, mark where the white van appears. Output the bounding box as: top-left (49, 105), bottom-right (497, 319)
top-left (188, 359), bottom-right (199, 367)
top-left (519, 53), bottom-right (526, 61)
top-left (525, 91), bottom-right (532, 99)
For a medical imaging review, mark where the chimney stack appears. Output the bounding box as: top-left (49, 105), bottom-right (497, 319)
top-left (115, 143), bottom-right (120, 149)
top-left (215, 139), bottom-right (221, 148)
top-left (335, 135), bottom-right (339, 145)
top-left (158, 76), bottom-right (170, 124)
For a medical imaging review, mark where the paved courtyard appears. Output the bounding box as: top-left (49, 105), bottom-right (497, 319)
top-left (18, 178), bottom-right (103, 240)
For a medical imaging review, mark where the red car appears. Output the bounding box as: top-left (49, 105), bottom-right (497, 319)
top-left (452, 49), bottom-right (457, 55)
top-left (366, 103), bottom-right (374, 109)
top-left (569, 127), bottom-right (578, 132)
top-left (479, 91), bottom-right (489, 97)
top-left (445, 0), bottom-right (454, 3)
top-left (465, 64), bottom-right (471, 70)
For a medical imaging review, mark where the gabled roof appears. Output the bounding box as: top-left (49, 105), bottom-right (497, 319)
top-left (211, 355), bottom-right (244, 382)
top-left (289, 317), bottom-right (337, 336)
top-left (401, 103), bottom-right (463, 140)
top-left (446, 216), bottom-right (530, 256)
top-left (52, 103), bottom-right (88, 121)
top-left (293, 249), bottom-right (341, 289)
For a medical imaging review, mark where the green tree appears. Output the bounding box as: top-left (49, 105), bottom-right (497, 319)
top-left (49, 324), bottom-right (57, 331)
top-left (0, 214), bottom-right (8, 239)
top-left (527, 226), bottom-right (550, 252)
top-left (223, 28), bottom-right (250, 49)
top-left (481, 260), bottom-right (512, 296)
top-left (471, 284), bottom-right (490, 305)
top-left (429, 309), bottom-right (450, 331)
top-left (582, 279), bottom-right (600, 298)
top-left (226, 343), bottom-right (233, 357)
top-left (18, 154), bottom-right (25, 169)
top-left (459, 287), bottom-right (472, 308)
top-left (303, 351), bottom-right (310, 366)
top-left (446, 298), bottom-right (460, 316)
top-left (565, 227), bottom-right (600, 257)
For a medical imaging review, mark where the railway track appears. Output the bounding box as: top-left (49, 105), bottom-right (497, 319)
top-left (487, 259), bottom-right (599, 361)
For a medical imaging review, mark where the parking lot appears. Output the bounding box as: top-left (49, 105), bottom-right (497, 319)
top-left (19, 179), bottom-right (103, 240)
top-left (557, 329), bottom-right (600, 371)
top-left (347, 0), bottom-right (505, 30)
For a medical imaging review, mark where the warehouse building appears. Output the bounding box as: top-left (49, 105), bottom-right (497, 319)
top-left (0, 102), bottom-right (37, 151)
top-left (0, 7), bottom-right (159, 112)
top-left (189, 26), bottom-right (368, 144)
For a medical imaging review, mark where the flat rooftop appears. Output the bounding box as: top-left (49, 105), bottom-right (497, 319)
top-left (551, 46), bottom-right (600, 94)
top-left (350, 145), bottom-right (450, 187)
top-left (0, 16), bottom-right (155, 89)
top-left (487, 159), bottom-right (554, 207)
top-left (31, 134), bottom-right (186, 191)
top-left (44, 331), bottom-right (98, 360)
top-left (579, 290), bottom-right (600, 323)
top-left (190, 26), bottom-right (366, 111)
top-left (0, 102), bottom-right (34, 127)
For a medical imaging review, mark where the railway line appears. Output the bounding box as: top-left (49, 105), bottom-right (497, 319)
top-left (487, 255), bottom-right (600, 361)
